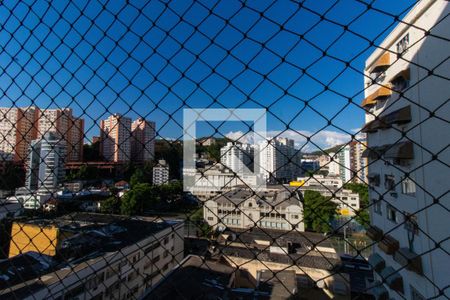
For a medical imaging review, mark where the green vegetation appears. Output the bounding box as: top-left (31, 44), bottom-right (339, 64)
top-left (66, 164), bottom-right (99, 181)
top-left (120, 180), bottom-right (184, 215)
top-left (303, 190), bottom-right (338, 233)
top-left (188, 207), bottom-right (212, 237)
top-left (344, 183), bottom-right (370, 228)
top-left (309, 144), bottom-right (344, 155)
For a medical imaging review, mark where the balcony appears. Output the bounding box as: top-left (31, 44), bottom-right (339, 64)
top-left (366, 225), bottom-right (383, 241)
top-left (394, 247), bottom-right (423, 275)
top-left (378, 234), bottom-right (399, 255)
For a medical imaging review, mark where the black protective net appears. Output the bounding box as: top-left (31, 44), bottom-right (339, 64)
top-left (0, 0), bottom-right (449, 299)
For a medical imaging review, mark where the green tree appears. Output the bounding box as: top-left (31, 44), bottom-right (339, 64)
top-left (101, 196), bottom-right (121, 214)
top-left (303, 190), bottom-right (338, 233)
top-left (120, 183), bottom-right (158, 215)
top-left (344, 183), bottom-right (370, 228)
top-left (130, 168), bottom-right (146, 187)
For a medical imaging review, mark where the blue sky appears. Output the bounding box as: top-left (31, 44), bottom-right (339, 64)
top-left (0, 0), bottom-right (416, 150)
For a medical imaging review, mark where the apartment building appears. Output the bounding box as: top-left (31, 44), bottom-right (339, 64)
top-left (220, 142), bottom-right (254, 174)
top-left (0, 107), bottom-right (84, 163)
top-left (131, 118), bottom-right (156, 162)
top-left (2, 213), bottom-right (184, 300)
top-left (187, 165), bottom-right (265, 200)
top-left (336, 145), bottom-right (351, 183)
top-left (204, 185), bottom-right (304, 232)
top-left (361, 1), bottom-right (450, 299)
top-left (349, 139), bottom-right (368, 184)
top-left (38, 108), bottom-right (84, 162)
top-left (152, 159), bottom-right (169, 185)
top-left (259, 137), bottom-right (301, 183)
top-left (25, 132), bottom-right (66, 192)
top-left (0, 107), bottom-right (39, 161)
top-left (100, 114), bottom-right (132, 162)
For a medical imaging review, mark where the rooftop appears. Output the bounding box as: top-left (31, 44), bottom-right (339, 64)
top-left (213, 186), bottom-right (303, 208)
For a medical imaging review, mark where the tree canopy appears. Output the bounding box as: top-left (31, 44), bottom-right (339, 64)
top-left (303, 190), bottom-right (338, 233)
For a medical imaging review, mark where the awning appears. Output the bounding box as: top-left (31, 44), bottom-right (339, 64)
top-left (384, 141), bottom-right (414, 160)
top-left (361, 120), bottom-right (377, 133)
top-left (380, 266), bottom-right (403, 292)
top-left (371, 52), bottom-right (391, 73)
top-left (362, 145), bottom-right (389, 159)
top-left (381, 106), bottom-right (411, 125)
top-left (366, 225), bottom-right (383, 241)
top-left (367, 281), bottom-right (389, 299)
top-left (390, 68), bottom-right (410, 83)
top-left (394, 247), bottom-right (423, 274)
top-left (378, 234), bottom-right (400, 255)
top-left (368, 253), bottom-right (385, 273)
top-left (361, 85), bottom-right (393, 108)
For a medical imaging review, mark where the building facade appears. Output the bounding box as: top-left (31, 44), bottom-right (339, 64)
top-left (204, 186), bottom-right (304, 232)
top-left (0, 107), bottom-right (39, 162)
top-left (349, 138), bottom-right (368, 184)
top-left (336, 145), bottom-right (351, 183)
top-left (37, 108), bottom-right (84, 162)
top-left (220, 142), bottom-right (254, 174)
top-left (4, 214), bottom-right (184, 300)
top-left (25, 132), bottom-right (66, 192)
top-left (100, 114), bottom-right (132, 162)
top-left (362, 1), bottom-right (450, 299)
top-left (131, 118), bottom-right (156, 162)
top-left (153, 160), bottom-right (169, 185)
top-left (0, 107), bottom-right (84, 163)
top-left (259, 137), bottom-right (301, 183)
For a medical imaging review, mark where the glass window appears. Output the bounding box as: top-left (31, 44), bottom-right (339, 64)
top-left (387, 205), bottom-right (398, 223)
top-left (401, 176), bottom-right (416, 196)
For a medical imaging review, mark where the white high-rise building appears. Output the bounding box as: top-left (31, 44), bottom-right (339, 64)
top-left (259, 137), bottom-right (300, 183)
top-left (361, 2), bottom-right (450, 299)
top-left (25, 132), bottom-right (66, 192)
top-left (37, 108), bottom-right (84, 162)
top-left (131, 118), bottom-right (156, 162)
top-left (153, 160), bottom-right (169, 185)
top-left (336, 146), bottom-right (351, 183)
top-left (100, 114), bottom-right (132, 162)
top-left (220, 142), bottom-right (254, 174)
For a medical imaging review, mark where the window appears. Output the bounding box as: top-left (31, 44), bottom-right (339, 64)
top-left (396, 33), bottom-right (409, 58)
top-left (392, 76), bottom-right (409, 92)
top-left (152, 255), bottom-right (160, 263)
top-left (292, 214), bottom-right (299, 219)
top-left (387, 205), bottom-right (398, 223)
top-left (207, 217), bottom-right (213, 221)
top-left (404, 213), bottom-right (419, 235)
top-left (373, 200), bottom-right (382, 215)
top-left (384, 175), bottom-right (396, 191)
top-left (144, 242), bottom-right (160, 255)
top-left (401, 176), bottom-right (416, 196)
